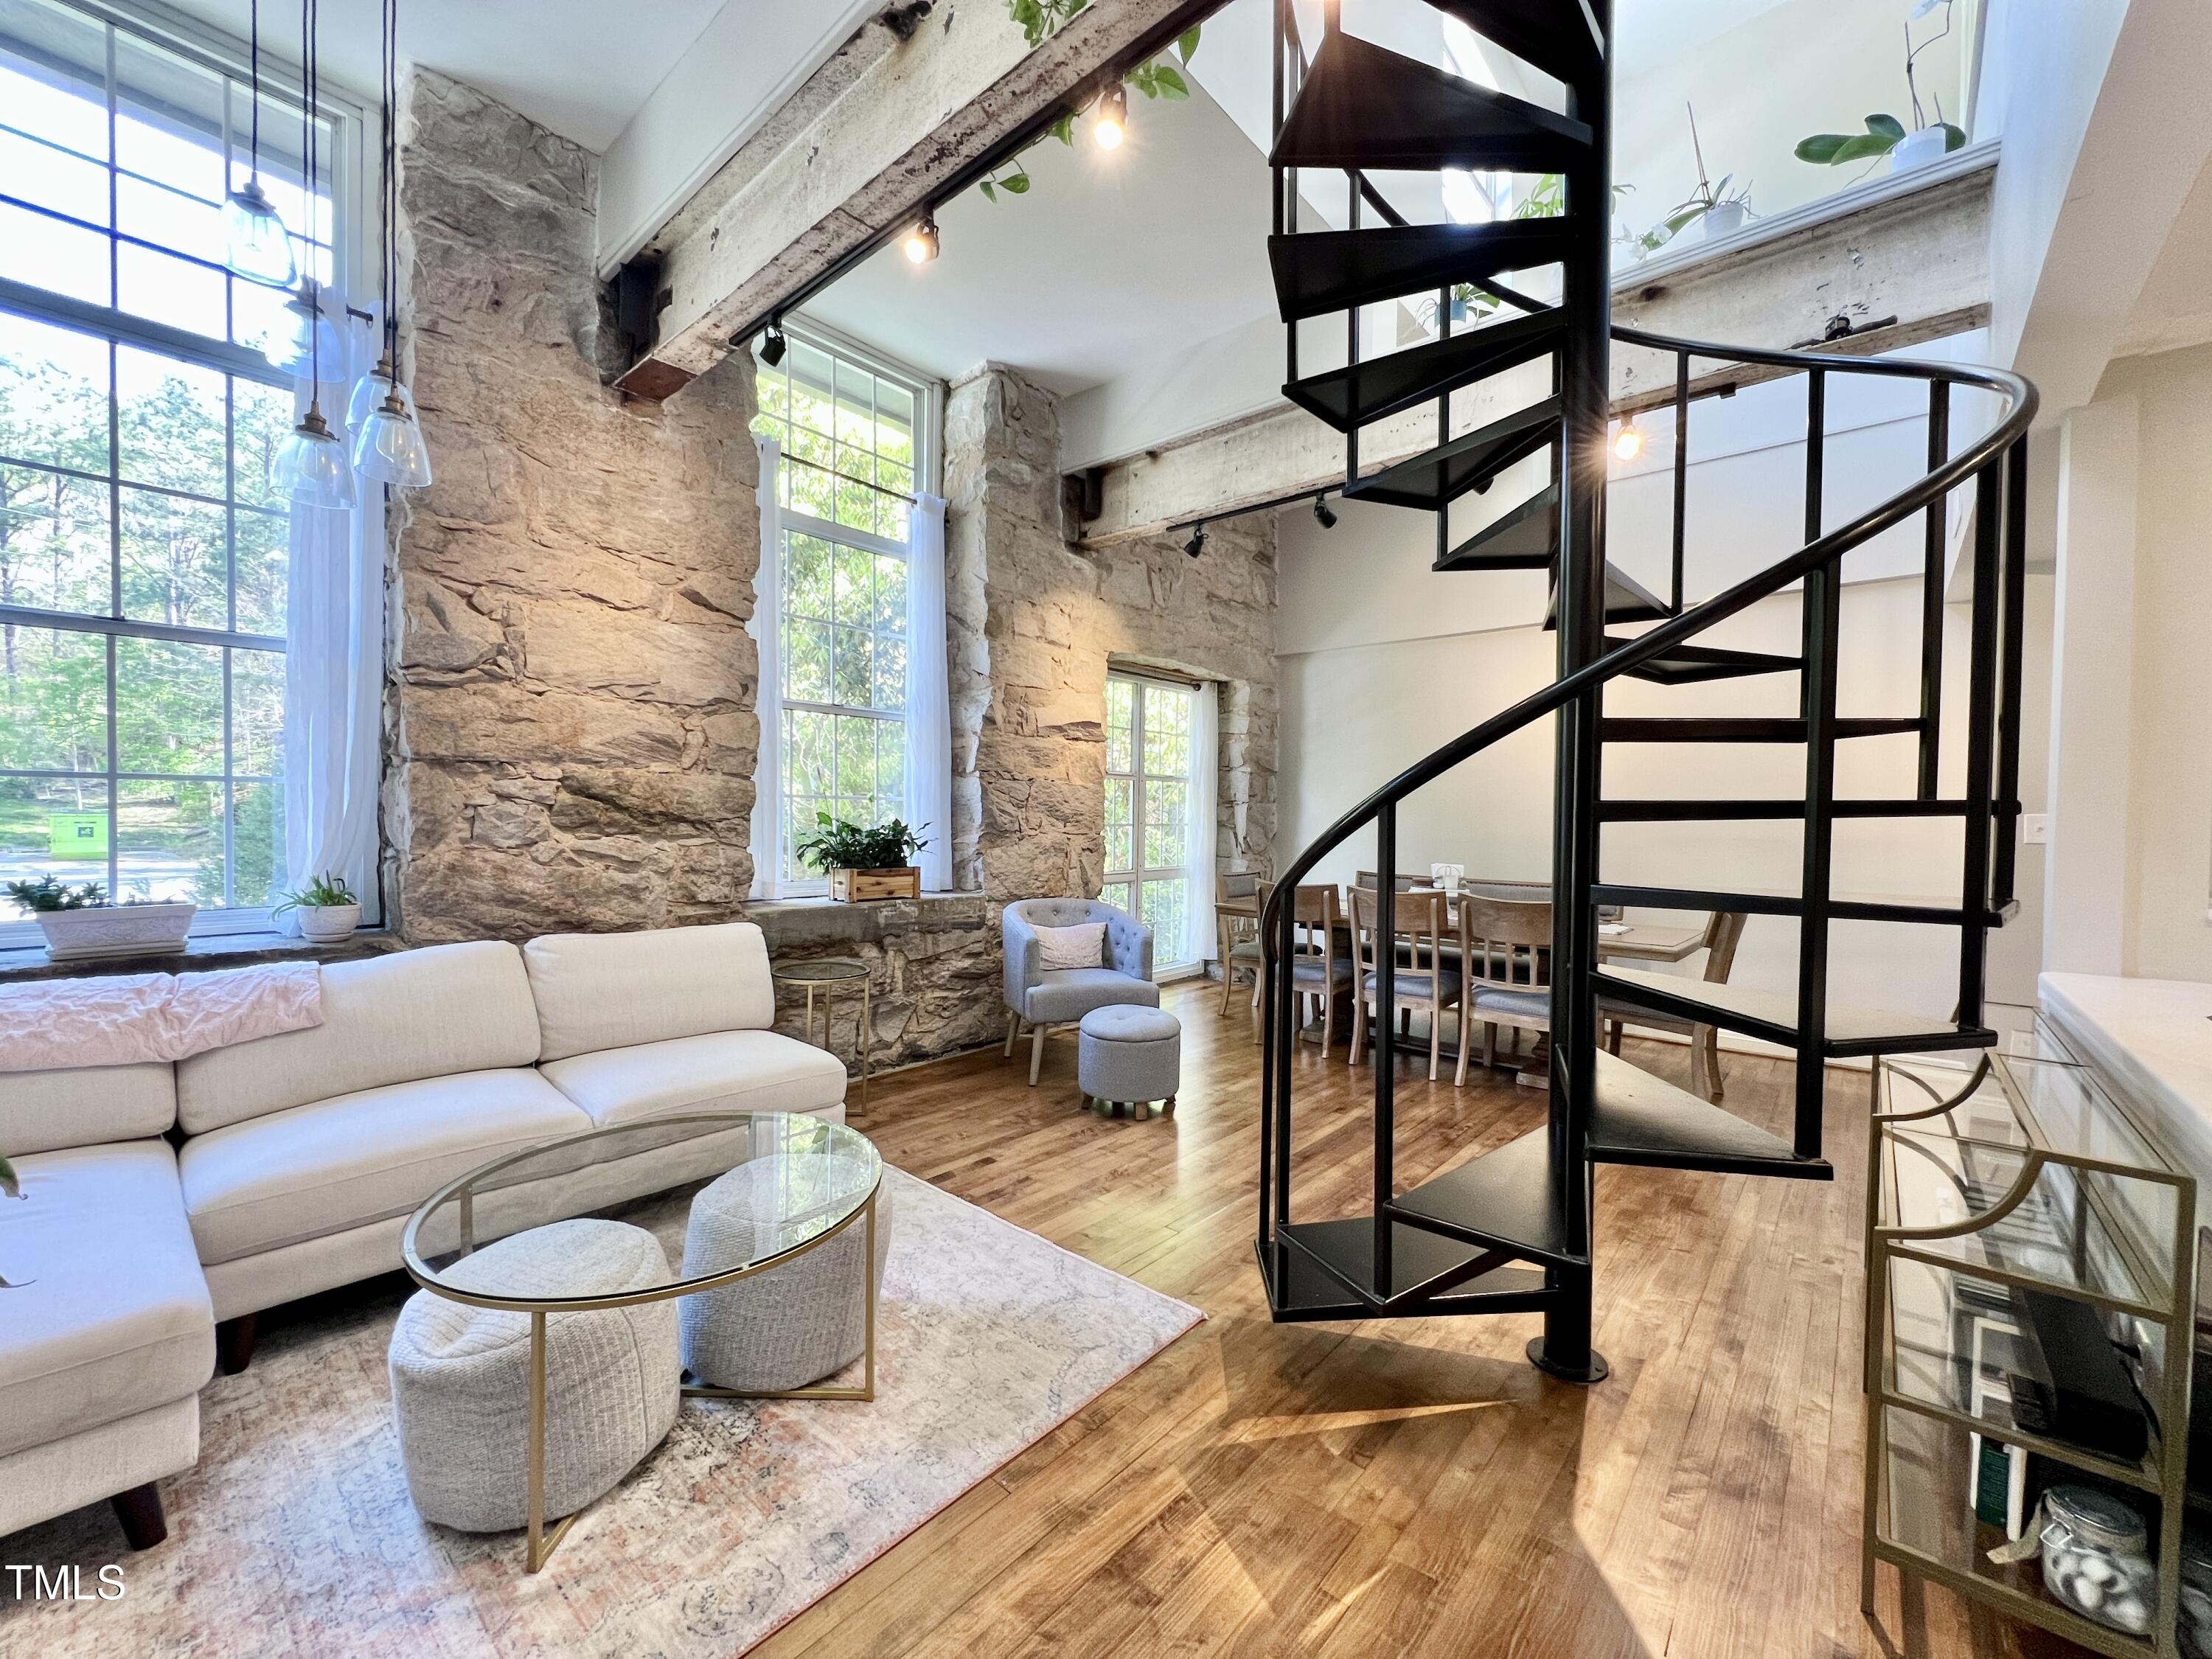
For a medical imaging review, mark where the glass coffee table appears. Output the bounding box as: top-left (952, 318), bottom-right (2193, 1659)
top-left (400, 1111), bottom-right (883, 1571)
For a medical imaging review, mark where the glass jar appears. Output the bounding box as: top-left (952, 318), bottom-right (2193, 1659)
top-left (2039, 1485), bottom-right (2157, 1636)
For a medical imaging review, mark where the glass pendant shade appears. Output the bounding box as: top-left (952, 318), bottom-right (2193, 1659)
top-left (262, 279), bottom-right (345, 376)
top-left (224, 178), bottom-right (297, 285)
top-left (345, 359), bottom-right (406, 434)
top-left (273, 407), bottom-right (355, 507)
top-left (352, 389), bottom-right (433, 488)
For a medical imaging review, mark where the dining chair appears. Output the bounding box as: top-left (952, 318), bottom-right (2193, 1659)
top-left (1348, 886), bottom-right (1460, 1082)
top-left (1601, 911), bottom-right (1747, 1102)
top-left (1259, 881), bottom-right (1352, 1053)
top-left (1217, 870), bottom-right (1264, 1017)
top-left (1456, 894), bottom-right (1555, 1088)
top-left (1354, 870), bottom-right (1427, 892)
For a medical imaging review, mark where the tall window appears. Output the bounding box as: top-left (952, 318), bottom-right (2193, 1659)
top-left (752, 330), bottom-right (933, 890)
top-left (1105, 674), bottom-right (1203, 973)
top-left (0, 0), bottom-right (355, 938)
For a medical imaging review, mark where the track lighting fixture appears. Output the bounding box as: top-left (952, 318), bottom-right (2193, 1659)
top-left (877, 1), bottom-right (933, 40)
top-left (1613, 417), bottom-right (1644, 462)
top-left (902, 212), bottom-right (940, 265)
top-left (1183, 526), bottom-right (1206, 558)
top-left (1312, 493), bottom-right (1338, 529)
top-left (1093, 83), bottom-right (1128, 150)
top-left (759, 324), bottom-right (787, 367)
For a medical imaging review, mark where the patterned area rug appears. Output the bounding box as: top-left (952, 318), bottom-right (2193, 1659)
top-left (1, 1169), bottom-right (1202, 1656)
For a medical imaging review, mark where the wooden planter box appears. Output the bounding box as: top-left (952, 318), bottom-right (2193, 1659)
top-left (827, 866), bottom-right (921, 902)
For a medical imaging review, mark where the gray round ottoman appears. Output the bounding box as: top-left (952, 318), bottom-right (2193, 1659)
top-left (1078, 1004), bottom-right (1182, 1119)
top-left (388, 1218), bottom-right (681, 1533)
top-left (680, 1152), bottom-right (891, 1393)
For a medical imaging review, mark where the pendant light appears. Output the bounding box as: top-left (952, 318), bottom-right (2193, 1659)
top-left (262, 273), bottom-right (344, 375)
top-left (224, 0), bottom-right (297, 285)
top-left (272, 0), bottom-right (353, 508)
top-left (352, 0), bottom-right (432, 488)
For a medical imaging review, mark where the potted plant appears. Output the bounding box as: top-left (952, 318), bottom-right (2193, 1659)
top-left (1644, 105), bottom-right (1754, 248)
top-left (274, 873), bottom-right (362, 942)
top-left (4, 876), bottom-right (196, 961)
top-left (794, 813), bottom-right (931, 902)
top-left (1796, 2), bottom-right (1966, 176)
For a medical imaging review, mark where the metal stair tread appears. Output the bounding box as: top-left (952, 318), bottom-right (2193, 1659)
top-left (1545, 562), bottom-right (1671, 626)
top-left (1346, 397), bottom-right (1559, 511)
top-left (1594, 964), bottom-right (1990, 1054)
top-left (1606, 638), bottom-right (1802, 684)
top-left (1271, 1219), bottom-right (1554, 1312)
top-left (1589, 1051), bottom-right (1832, 1178)
top-left (1270, 30), bottom-right (1595, 174)
top-left (1437, 483), bottom-right (1559, 570)
top-left (1597, 715), bottom-right (1922, 742)
top-left (1284, 308), bottom-right (1563, 433)
top-left (1425, 0), bottom-right (1605, 88)
top-left (1269, 220), bottom-right (1572, 322)
top-left (1382, 1128), bottom-right (1581, 1268)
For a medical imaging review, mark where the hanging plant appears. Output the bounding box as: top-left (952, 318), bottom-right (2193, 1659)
top-left (977, 6), bottom-right (1200, 203)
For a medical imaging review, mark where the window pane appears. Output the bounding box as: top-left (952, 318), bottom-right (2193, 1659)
top-left (874, 552), bottom-right (906, 633)
top-left (785, 618), bottom-right (829, 703)
top-left (786, 709), bottom-right (832, 798)
top-left (787, 456), bottom-right (835, 521)
top-left (0, 625), bottom-right (107, 770)
top-left (117, 240), bottom-right (228, 340)
top-left (120, 487), bottom-right (226, 627)
top-left (1144, 687), bottom-right (1190, 776)
top-left (0, 126), bottom-right (109, 225)
top-left (831, 542), bottom-right (871, 625)
top-left (833, 361), bottom-right (873, 451)
top-left (874, 630), bottom-right (905, 712)
top-left (1106, 679), bottom-right (1134, 773)
top-left (0, 776), bottom-right (109, 905)
top-left (1105, 821), bottom-right (1132, 876)
top-left (0, 309), bottom-right (111, 472)
top-left (875, 383), bottom-right (915, 464)
top-left (117, 776), bottom-right (215, 903)
top-left (1, 466), bottom-right (110, 614)
top-left (232, 377), bottom-right (293, 509)
top-left (784, 793), bottom-right (827, 883)
top-left (232, 646), bottom-right (281, 776)
top-left (785, 532), bottom-right (831, 621)
top-left (835, 714), bottom-right (881, 797)
top-left (115, 636), bottom-right (222, 774)
top-left (1102, 881), bottom-right (1133, 917)
top-left (0, 200), bottom-right (110, 306)
top-left (1143, 877), bottom-right (1187, 956)
top-left (229, 777), bottom-right (282, 907)
top-left (233, 507), bottom-right (285, 634)
top-left (1, 6), bottom-right (111, 162)
top-left (832, 625), bottom-right (872, 709)
top-left (114, 32), bottom-right (227, 204)
top-left (117, 346), bottom-right (227, 495)
top-left (788, 344), bottom-right (835, 437)
top-left (874, 718), bottom-right (904, 804)
top-left (117, 173), bottom-right (226, 267)
top-left (230, 274), bottom-right (293, 358)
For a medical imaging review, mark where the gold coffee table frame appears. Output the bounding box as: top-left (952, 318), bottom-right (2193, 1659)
top-left (400, 1111), bottom-right (881, 1573)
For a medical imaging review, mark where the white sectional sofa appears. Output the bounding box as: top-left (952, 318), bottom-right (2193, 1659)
top-left (0, 921), bottom-right (846, 1548)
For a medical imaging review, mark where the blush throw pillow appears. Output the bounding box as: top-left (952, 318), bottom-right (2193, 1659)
top-left (1034, 922), bottom-right (1108, 971)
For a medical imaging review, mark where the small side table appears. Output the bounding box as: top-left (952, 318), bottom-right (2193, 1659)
top-left (773, 958), bottom-right (873, 1116)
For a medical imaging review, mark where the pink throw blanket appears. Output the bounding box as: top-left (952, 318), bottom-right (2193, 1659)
top-left (0, 962), bottom-right (324, 1073)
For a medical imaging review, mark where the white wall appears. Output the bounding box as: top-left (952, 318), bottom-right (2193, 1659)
top-left (1275, 338), bottom-right (2053, 1028)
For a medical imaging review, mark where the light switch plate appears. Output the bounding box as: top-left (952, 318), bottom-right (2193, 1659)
top-left (2020, 814), bottom-right (2049, 844)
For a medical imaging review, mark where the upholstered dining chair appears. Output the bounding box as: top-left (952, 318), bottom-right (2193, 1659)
top-left (1002, 898), bottom-right (1156, 1085)
top-left (1456, 893), bottom-right (1555, 1088)
top-left (1348, 885), bottom-right (1460, 1082)
top-left (1218, 869), bottom-right (1264, 1017)
top-left (1256, 881), bottom-right (1352, 1052)
top-left (1601, 911), bottom-right (1747, 1102)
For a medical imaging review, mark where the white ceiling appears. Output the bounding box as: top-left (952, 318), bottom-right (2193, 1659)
top-left (801, 74), bottom-right (1279, 397)
top-left (157, 0), bottom-right (730, 150)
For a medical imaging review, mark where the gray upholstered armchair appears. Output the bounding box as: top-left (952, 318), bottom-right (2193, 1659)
top-left (1002, 898), bottom-right (1158, 1085)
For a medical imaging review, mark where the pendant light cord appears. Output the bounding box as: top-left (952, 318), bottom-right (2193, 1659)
top-left (246, 0), bottom-right (261, 182)
top-left (382, 0), bottom-right (398, 367)
top-left (301, 0), bottom-right (320, 399)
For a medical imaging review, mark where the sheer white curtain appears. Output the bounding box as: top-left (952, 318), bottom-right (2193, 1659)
top-left (1185, 680), bottom-right (1219, 970)
top-left (282, 307), bottom-right (383, 925)
top-left (905, 490), bottom-right (952, 892)
top-left (749, 437), bottom-right (786, 900)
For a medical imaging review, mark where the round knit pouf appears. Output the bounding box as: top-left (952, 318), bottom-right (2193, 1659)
top-left (680, 1152), bottom-right (891, 1393)
top-left (387, 1217), bottom-right (681, 1532)
top-left (1078, 1004), bottom-right (1182, 1116)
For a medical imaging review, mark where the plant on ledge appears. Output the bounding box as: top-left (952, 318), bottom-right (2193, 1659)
top-left (4, 874), bottom-right (109, 914)
top-left (795, 813), bottom-right (931, 874)
top-left (1795, 0), bottom-right (1965, 173)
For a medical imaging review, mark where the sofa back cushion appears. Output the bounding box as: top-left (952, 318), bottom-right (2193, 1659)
top-left (174, 942), bottom-right (540, 1134)
top-left (0, 1063), bottom-right (175, 1155)
top-left (524, 923), bottom-right (776, 1062)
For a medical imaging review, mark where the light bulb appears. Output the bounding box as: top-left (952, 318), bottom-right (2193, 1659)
top-left (272, 406), bottom-right (356, 508)
top-left (223, 178), bottom-right (297, 286)
top-left (1094, 84), bottom-right (1127, 150)
top-left (1613, 420), bottom-right (1644, 463)
top-left (902, 213), bottom-right (939, 265)
top-left (352, 389), bottom-right (434, 488)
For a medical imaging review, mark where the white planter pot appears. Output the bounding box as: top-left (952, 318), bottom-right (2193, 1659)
top-left (35, 902), bottom-right (197, 961)
top-left (295, 902), bottom-right (361, 943)
top-left (1890, 126), bottom-right (1950, 174)
top-left (1700, 201), bottom-right (1749, 241)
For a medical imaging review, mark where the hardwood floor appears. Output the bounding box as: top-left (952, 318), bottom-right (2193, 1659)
top-left (765, 984), bottom-right (2082, 1659)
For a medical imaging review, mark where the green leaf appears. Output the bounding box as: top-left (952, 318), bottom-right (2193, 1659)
top-left (1938, 122), bottom-right (1968, 151)
top-left (978, 178), bottom-right (996, 201)
top-left (1000, 170), bottom-right (1031, 193)
top-left (1178, 24), bottom-right (1201, 63)
top-left (1662, 205), bottom-right (1708, 235)
top-left (1865, 112), bottom-right (1907, 140)
top-left (0, 1156), bottom-right (18, 1201)
top-left (1151, 63), bottom-right (1189, 100)
top-left (1048, 111), bottom-right (1075, 146)
top-left (1795, 133), bottom-right (1851, 164)
top-left (1831, 132), bottom-right (1899, 161)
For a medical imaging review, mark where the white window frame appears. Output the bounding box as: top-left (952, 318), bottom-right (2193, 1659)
top-left (0, 0), bottom-right (369, 947)
top-left (754, 320), bottom-right (941, 899)
top-left (1104, 670), bottom-right (1208, 978)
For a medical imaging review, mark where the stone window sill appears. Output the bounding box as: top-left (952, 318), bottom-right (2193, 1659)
top-left (0, 928), bottom-right (400, 986)
top-left (749, 892), bottom-right (990, 950)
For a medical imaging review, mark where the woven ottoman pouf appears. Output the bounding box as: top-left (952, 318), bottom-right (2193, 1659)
top-left (680, 1152), bottom-right (893, 1393)
top-left (1077, 1004), bottom-right (1182, 1119)
top-left (387, 1217), bottom-right (681, 1532)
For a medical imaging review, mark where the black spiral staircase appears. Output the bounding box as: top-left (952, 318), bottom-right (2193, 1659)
top-left (1253, 0), bottom-right (2037, 1381)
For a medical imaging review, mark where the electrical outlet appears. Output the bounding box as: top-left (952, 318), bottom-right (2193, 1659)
top-left (2020, 814), bottom-right (2049, 845)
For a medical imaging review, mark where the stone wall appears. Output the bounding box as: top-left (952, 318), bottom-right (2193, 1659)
top-left (386, 71), bottom-right (762, 944)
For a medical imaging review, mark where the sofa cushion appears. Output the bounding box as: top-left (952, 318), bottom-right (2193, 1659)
top-left (178, 1069), bottom-right (592, 1267)
top-left (0, 1141), bottom-right (214, 1461)
top-left (0, 1062), bottom-right (175, 1155)
top-left (174, 942), bottom-right (542, 1134)
top-left (539, 1029), bottom-right (847, 1130)
top-left (524, 923), bottom-right (777, 1062)
top-left (1024, 967), bottom-right (1161, 1024)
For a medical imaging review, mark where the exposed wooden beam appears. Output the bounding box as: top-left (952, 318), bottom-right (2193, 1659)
top-left (1077, 160), bottom-right (1995, 544)
top-left (616, 0), bottom-right (1220, 401)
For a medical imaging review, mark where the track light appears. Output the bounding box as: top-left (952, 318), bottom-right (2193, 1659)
top-left (759, 325), bottom-right (787, 366)
top-left (1613, 417), bottom-right (1644, 462)
top-left (1312, 493), bottom-right (1338, 529)
top-left (1093, 83), bottom-right (1127, 150)
top-left (902, 212), bottom-right (940, 265)
top-left (1184, 526), bottom-right (1206, 558)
